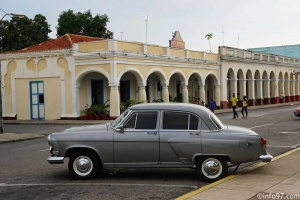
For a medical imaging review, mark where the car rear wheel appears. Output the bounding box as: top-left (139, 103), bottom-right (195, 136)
top-left (196, 157), bottom-right (228, 183)
top-left (68, 151), bottom-right (100, 180)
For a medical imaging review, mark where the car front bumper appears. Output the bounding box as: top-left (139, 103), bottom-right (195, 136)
top-left (47, 156), bottom-right (64, 164)
top-left (259, 154), bottom-right (273, 162)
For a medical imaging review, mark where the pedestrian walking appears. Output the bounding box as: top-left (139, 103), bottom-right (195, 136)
top-left (209, 98), bottom-right (216, 113)
top-left (231, 93), bottom-right (239, 119)
top-left (241, 96), bottom-right (248, 118)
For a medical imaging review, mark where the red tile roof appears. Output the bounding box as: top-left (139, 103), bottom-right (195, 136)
top-left (3, 34), bottom-right (106, 54)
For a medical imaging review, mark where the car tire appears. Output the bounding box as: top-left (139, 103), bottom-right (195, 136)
top-left (68, 150), bottom-right (100, 180)
top-left (196, 157), bottom-right (228, 183)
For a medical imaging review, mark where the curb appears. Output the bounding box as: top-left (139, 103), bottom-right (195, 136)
top-left (0, 133), bottom-right (45, 144)
top-left (175, 146), bottom-right (300, 200)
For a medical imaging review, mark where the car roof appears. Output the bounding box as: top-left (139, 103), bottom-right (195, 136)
top-left (129, 103), bottom-right (211, 116)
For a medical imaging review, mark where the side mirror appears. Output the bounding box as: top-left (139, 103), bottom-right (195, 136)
top-left (116, 125), bottom-right (124, 132)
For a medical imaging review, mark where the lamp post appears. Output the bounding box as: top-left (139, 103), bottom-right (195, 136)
top-left (0, 12), bottom-right (25, 133)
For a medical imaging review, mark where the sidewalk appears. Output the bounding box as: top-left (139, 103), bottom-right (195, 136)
top-left (178, 147), bottom-right (300, 200)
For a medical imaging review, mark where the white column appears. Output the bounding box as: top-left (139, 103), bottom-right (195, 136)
top-left (285, 79), bottom-right (290, 96)
top-left (75, 84), bottom-right (81, 116)
top-left (240, 79), bottom-right (246, 98)
top-left (181, 83), bottom-right (189, 103)
top-left (109, 85), bottom-right (120, 117)
top-left (290, 80), bottom-right (295, 96)
top-left (263, 79), bottom-right (270, 99)
top-left (162, 85), bottom-right (169, 103)
top-left (138, 85), bottom-right (147, 103)
top-left (230, 79), bottom-right (237, 98)
top-left (214, 84), bottom-right (220, 107)
top-left (248, 79), bottom-right (255, 100)
top-left (295, 79), bottom-right (299, 96)
top-left (256, 79), bottom-right (263, 99)
top-left (199, 83), bottom-right (205, 104)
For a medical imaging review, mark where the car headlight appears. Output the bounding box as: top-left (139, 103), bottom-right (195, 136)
top-left (47, 135), bottom-right (51, 141)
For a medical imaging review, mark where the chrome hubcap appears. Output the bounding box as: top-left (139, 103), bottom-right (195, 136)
top-left (73, 156), bottom-right (93, 176)
top-left (201, 158), bottom-right (222, 179)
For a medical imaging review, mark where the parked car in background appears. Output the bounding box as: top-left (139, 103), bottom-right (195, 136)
top-left (47, 103), bottom-right (272, 183)
top-left (294, 107), bottom-right (300, 117)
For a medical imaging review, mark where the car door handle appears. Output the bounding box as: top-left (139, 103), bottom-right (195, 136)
top-left (147, 131), bottom-right (157, 135)
top-left (190, 132), bottom-right (200, 135)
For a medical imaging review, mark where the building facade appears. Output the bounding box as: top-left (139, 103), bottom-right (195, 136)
top-left (0, 34), bottom-right (300, 120)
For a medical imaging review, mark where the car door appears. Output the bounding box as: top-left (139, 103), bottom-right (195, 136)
top-left (159, 111), bottom-right (201, 166)
top-left (114, 111), bottom-right (159, 167)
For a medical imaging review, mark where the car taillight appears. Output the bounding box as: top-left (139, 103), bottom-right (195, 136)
top-left (260, 137), bottom-right (267, 148)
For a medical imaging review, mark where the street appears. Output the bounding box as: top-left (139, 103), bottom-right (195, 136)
top-left (0, 105), bottom-right (300, 200)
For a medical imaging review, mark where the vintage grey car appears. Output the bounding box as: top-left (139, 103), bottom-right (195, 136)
top-left (47, 103), bottom-right (272, 182)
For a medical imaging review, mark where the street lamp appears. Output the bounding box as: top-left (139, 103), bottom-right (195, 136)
top-left (0, 12), bottom-right (25, 133)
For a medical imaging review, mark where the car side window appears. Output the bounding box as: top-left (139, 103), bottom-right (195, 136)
top-left (123, 112), bottom-right (157, 130)
top-left (189, 114), bottom-right (199, 130)
top-left (163, 112), bottom-right (188, 130)
top-left (163, 112), bottom-right (199, 130)
top-left (136, 112), bottom-right (157, 129)
top-left (123, 113), bottom-right (137, 129)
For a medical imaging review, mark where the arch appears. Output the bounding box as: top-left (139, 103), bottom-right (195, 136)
top-left (117, 67), bottom-right (144, 85)
top-left (145, 68), bottom-right (167, 102)
top-left (75, 67), bottom-right (111, 84)
top-left (167, 69), bottom-right (187, 84)
top-left (144, 68), bottom-right (167, 84)
top-left (205, 73), bottom-right (219, 105)
top-left (187, 70), bottom-right (204, 84)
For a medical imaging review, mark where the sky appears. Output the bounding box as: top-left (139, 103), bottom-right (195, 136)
top-left (1, 0), bottom-right (300, 53)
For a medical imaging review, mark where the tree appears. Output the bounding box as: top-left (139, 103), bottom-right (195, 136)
top-left (56, 10), bottom-right (113, 39)
top-left (205, 33), bottom-right (213, 52)
top-left (0, 14), bottom-right (51, 52)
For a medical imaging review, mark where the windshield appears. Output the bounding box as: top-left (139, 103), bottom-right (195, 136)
top-left (209, 113), bottom-right (224, 130)
top-left (111, 109), bottom-right (131, 128)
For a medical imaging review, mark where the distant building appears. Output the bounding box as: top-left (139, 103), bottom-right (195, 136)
top-left (169, 31), bottom-right (185, 49)
top-left (248, 44), bottom-right (300, 59)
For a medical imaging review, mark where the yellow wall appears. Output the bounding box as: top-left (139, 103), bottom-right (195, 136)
top-left (118, 41), bottom-right (143, 53)
top-left (79, 41), bottom-right (108, 52)
top-left (15, 77), bottom-right (61, 120)
top-left (170, 48), bottom-right (185, 57)
top-left (38, 59), bottom-right (47, 72)
top-left (147, 45), bottom-right (166, 55)
top-left (189, 51), bottom-right (203, 59)
top-left (75, 64), bottom-right (111, 77)
top-left (57, 57), bottom-right (72, 115)
top-left (206, 53), bottom-right (219, 60)
top-left (4, 61), bottom-right (17, 116)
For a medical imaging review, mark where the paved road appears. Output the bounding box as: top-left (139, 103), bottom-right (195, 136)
top-left (0, 105), bottom-right (299, 199)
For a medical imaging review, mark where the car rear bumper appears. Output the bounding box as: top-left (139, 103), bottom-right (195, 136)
top-left (47, 156), bottom-right (64, 164)
top-left (259, 154), bottom-right (273, 162)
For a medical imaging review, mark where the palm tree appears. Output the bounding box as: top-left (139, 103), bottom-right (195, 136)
top-left (205, 33), bottom-right (213, 52)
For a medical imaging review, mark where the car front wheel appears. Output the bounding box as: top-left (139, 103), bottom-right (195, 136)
top-left (196, 157), bottom-right (228, 183)
top-left (68, 151), bottom-right (100, 180)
